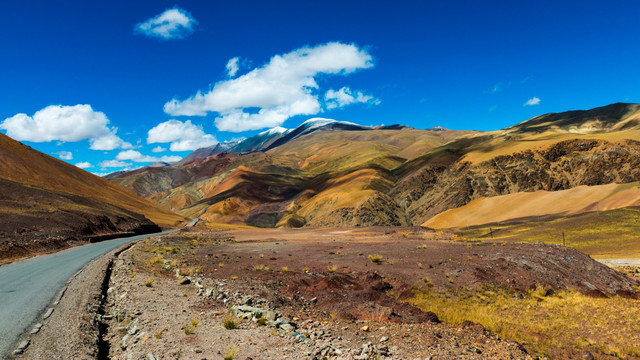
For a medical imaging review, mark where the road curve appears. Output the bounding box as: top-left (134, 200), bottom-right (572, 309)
top-left (0, 231), bottom-right (172, 358)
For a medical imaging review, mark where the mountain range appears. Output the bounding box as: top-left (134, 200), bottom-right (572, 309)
top-left (4, 102), bottom-right (640, 262)
top-left (105, 102), bottom-right (640, 230)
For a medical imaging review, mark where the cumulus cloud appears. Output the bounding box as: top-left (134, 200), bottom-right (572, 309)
top-left (99, 159), bottom-right (131, 168)
top-left (0, 104), bottom-right (131, 150)
top-left (75, 161), bottom-right (92, 169)
top-left (115, 150), bottom-right (181, 163)
top-left (135, 7), bottom-right (197, 40)
top-left (147, 119), bottom-right (218, 151)
top-left (57, 151), bottom-right (73, 160)
top-left (164, 42), bottom-right (375, 132)
top-left (89, 131), bottom-right (132, 150)
top-left (324, 87), bottom-right (380, 109)
top-left (151, 145), bottom-right (166, 153)
top-left (226, 57), bottom-right (240, 77)
top-left (524, 97), bottom-right (541, 106)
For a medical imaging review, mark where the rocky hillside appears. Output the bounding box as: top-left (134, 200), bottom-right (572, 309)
top-left (394, 138), bottom-right (640, 225)
top-left (108, 102), bottom-right (640, 229)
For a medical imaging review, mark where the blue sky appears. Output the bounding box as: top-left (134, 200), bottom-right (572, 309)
top-left (1, 0), bottom-right (639, 173)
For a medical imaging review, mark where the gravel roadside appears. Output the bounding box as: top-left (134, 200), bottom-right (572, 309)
top-left (11, 242), bottom-right (136, 360)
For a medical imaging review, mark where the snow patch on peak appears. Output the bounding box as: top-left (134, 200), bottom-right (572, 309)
top-left (300, 117), bottom-right (357, 129)
top-left (259, 126), bottom-right (290, 136)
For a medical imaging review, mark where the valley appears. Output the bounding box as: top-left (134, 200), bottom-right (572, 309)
top-left (5, 3), bottom-right (640, 360)
top-left (5, 102), bottom-right (640, 360)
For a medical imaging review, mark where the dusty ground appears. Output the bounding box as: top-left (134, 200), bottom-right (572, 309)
top-left (98, 227), bottom-right (638, 359)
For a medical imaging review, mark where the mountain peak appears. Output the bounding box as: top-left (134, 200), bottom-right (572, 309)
top-left (258, 126), bottom-right (290, 136)
top-left (300, 118), bottom-right (358, 128)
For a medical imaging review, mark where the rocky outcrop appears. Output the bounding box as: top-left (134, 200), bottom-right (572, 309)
top-left (393, 139), bottom-right (640, 225)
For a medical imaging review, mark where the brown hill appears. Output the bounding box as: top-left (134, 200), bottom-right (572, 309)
top-left (0, 133), bottom-right (184, 227)
top-left (0, 133), bottom-right (185, 262)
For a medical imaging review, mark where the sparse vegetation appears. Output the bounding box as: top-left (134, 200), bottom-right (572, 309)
top-left (458, 207), bottom-right (640, 258)
top-left (368, 254), bottom-right (383, 264)
top-left (183, 324), bottom-right (195, 335)
top-left (327, 265), bottom-right (338, 273)
top-left (408, 286), bottom-right (640, 358)
top-left (223, 316), bottom-right (238, 330)
top-left (224, 346), bottom-right (239, 360)
top-left (145, 279), bottom-right (153, 287)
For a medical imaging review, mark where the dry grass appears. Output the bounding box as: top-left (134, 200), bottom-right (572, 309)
top-left (458, 207), bottom-right (640, 258)
top-left (368, 254), bottom-right (383, 264)
top-left (408, 286), bottom-right (640, 358)
top-left (183, 324), bottom-right (195, 335)
top-left (223, 316), bottom-right (238, 330)
top-left (224, 346), bottom-right (239, 360)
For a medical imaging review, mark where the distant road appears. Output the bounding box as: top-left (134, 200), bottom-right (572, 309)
top-left (0, 231), bottom-right (172, 358)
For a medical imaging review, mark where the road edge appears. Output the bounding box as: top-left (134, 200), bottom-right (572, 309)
top-left (10, 241), bottom-right (141, 359)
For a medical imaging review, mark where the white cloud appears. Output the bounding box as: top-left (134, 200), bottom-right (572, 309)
top-left (57, 151), bottom-right (73, 160)
top-left (164, 42), bottom-right (375, 132)
top-left (524, 97), bottom-right (541, 106)
top-left (99, 160), bottom-right (131, 168)
top-left (151, 145), bottom-right (166, 153)
top-left (226, 57), bottom-right (240, 77)
top-left (147, 119), bottom-right (218, 151)
top-left (89, 131), bottom-right (132, 150)
top-left (75, 161), bottom-right (92, 169)
top-left (0, 104), bottom-right (131, 150)
top-left (135, 8), bottom-right (197, 40)
top-left (115, 150), bottom-right (181, 163)
top-left (324, 87), bottom-right (380, 109)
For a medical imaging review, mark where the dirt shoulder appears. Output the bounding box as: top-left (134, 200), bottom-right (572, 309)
top-left (12, 242), bottom-right (134, 360)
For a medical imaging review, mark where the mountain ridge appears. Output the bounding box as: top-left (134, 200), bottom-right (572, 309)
top-left (108, 102), bottom-right (640, 230)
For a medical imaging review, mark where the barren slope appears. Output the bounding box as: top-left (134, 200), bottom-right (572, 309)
top-left (0, 133), bottom-right (184, 227)
top-left (424, 182), bottom-right (640, 228)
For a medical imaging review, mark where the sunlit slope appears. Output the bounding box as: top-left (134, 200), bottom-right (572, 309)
top-left (460, 102), bottom-right (640, 163)
top-left (0, 133), bottom-right (184, 227)
top-left (424, 182), bottom-right (640, 228)
top-left (267, 127), bottom-right (475, 173)
top-left (457, 207), bottom-right (640, 259)
top-left (393, 103), bottom-right (640, 225)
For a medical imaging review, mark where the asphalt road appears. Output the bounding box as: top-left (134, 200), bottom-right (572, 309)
top-left (0, 231), bottom-right (171, 358)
